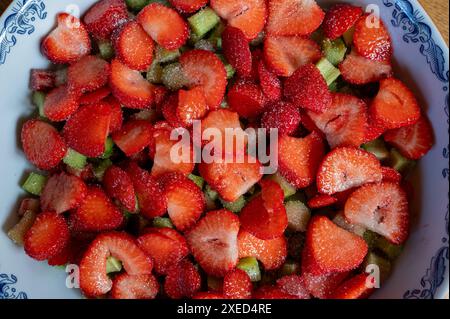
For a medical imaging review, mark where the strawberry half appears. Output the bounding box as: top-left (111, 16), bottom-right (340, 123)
top-left (169, 0), bottom-right (208, 13)
top-left (307, 194), bottom-right (338, 209)
top-left (210, 0), bottom-right (267, 40)
top-left (137, 3), bottom-right (188, 50)
top-left (276, 275), bottom-right (310, 299)
top-left (257, 59), bottom-right (282, 101)
top-left (24, 212), bottom-right (70, 261)
top-left (67, 55), bottom-right (110, 93)
top-left (322, 4), bottom-right (363, 40)
top-left (105, 95), bottom-right (124, 133)
top-left (381, 166), bottom-right (402, 184)
top-left (238, 230), bottom-right (287, 270)
top-left (253, 286), bottom-right (297, 299)
top-left (264, 35), bottom-right (322, 77)
top-left (222, 26), bottom-right (252, 77)
top-left (43, 84), bottom-right (80, 122)
top-left (103, 165), bottom-right (137, 212)
top-left (83, 0), bottom-right (129, 39)
top-left (301, 271), bottom-right (349, 299)
top-left (176, 87), bottom-right (208, 127)
top-left (266, 0), bottom-right (324, 36)
top-left (111, 273), bottom-right (159, 299)
top-left (21, 119), bottom-right (67, 171)
top-left (186, 210), bottom-right (240, 277)
top-left (227, 81), bottom-right (266, 119)
top-left (40, 172), bottom-right (88, 214)
top-left (29, 69), bottom-right (56, 91)
top-left (42, 13), bottom-right (91, 64)
top-left (261, 101), bottom-right (301, 136)
top-left (344, 182), bottom-right (409, 244)
top-left (79, 86), bottom-right (111, 105)
top-left (162, 94), bottom-right (185, 128)
top-left (223, 269), bottom-right (253, 299)
top-left (329, 273), bottom-right (374, 299)
top-left (278, 131), bottom-right (325, 189)
top-left (79, 232), bottom-right (152, 297)
top-left (112, 119), bottom-right (153, 156)
top-left (164, 259), bottom-right (201, 299)
top-left (63, 102), bottom-right (112, 157)
top-left (316, 147), bottom-right (383, 195)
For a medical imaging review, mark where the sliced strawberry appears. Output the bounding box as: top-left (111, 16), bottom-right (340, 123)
top-left (42, 13), bottom-right (91, 64)
top-left (257, 60), bottom-right (282, 101)
top-left (40, 172), bottom-right (87, 214)
top-left (210, 0), bottom-right (267, 40)
top-left (384, 115), bottom-right (434, 160)
top-left (322, 4), bottom-right (363, 40)
top-left (137, 3), bottom-right (188, 50)
top-left (110, 59), bottom-right (154, 109)
top-left (21, 119), bottom-right (67, 170)
top-left (278, 131), bottom-right (325, 189)
top-left (65, 163), bottom-right (95, 182)
top-left (105, 95), bottom-right (123, 133)
top-left (63, 102), bottom-right (112, 157)
top-left (353, 14), bottom-right (392, 62)
top-left (43, 84), bottom-right (80, 122)
top-left (83, 0), bottom-right (129, 39)
top-left (276, 275), bottom-right (310, 299)
top-left (79, 86), bottom-right (111, 105)
top-left (307, 93), bottom-right (368, 148)
top-left (381, 166), bottom-right (402, 184)
top-left (177, 87), bottom-right (208, 127)
top-left (329, 273), bottom-right (373, 299)
top-left (186, 210), bottom-right (240, 277)
top-left (162, 94), bottom-right (184, 128)
top-left (364, 113), bottom-right (386, 142)
top-left (344, 182), bottom-right (409, 244)
top-left (79, 232), bottom-right (152, 297)
top-left (227, 81), bottom-right (266, 118)
top-left (103, 165), bottom-right (136, 212)
top-left (112, 120), bottom-right (153, 156)
top-left (266, 0), bottom-right (324, 36)
top-left (264, 35), bottom-right (322, 77)
top-left (261, 101), bottom-right (301, 135)
top-left (307, 194), bottom-right (338, 209)
top-left (180, 50), bottom-right (227, 110)
top-left (316, 147), bottom-right (383, 195)
top-left (111, 273), bottom-right (159, 299)
top-left (301, 271), bottom-right (349, 299)
top-left (253, 285), bottom-right (297, 299)
top-left (24, 212), bottom-right (70, 261)
top-left (284, 63), bottom-right (332, 113)
top-left (114, 21), bottom-right (155, 71)
top-left (222, 26), bottom-right (252, 77)
top-left (67, 55), bottom-right (110, 93)
top-left (223, 269), bottom-right (253, 299)
top-left (339, 50), bottom-right (393, 85)
top-left (30, 69), bottom-right (56, 91)
top-left (164, 259), bottom-right (201, 299)
top-left (169, 0), bottom-right (208, 13)
top-left (238, 230), bottom-right (287, 270)
top-left (47, 239), bottom-right (76, 266)
top-left (193, 292), bottom-right (225, 299)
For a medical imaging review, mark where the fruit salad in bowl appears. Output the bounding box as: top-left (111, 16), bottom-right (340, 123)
top-left (0, 0), bottom-right (448, 299)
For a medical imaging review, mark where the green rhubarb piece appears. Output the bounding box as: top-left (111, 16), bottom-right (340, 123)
top-left (280, 260), bottom-right (301, 276)
top-left (147, 60), bottom-right (163, 84)
top-left (22, 172), bottom-right (47, 196)
top-left (133, 109), bottom-right (157, 121)
top-left (188, 7), bottom-right (220, 39)
top-left (236, 257), bottom-right (261, 282)
top-left (97, 40), bottom-right (115, 60)
top-left (217, 54), bottom-right (236, 79)
top-left (125, 0), bottom-right (152, 11)
top-left (155, 46), bottom-right (180, 63)
top-left (106, 256), bottom-right (123, 274)
top-left (389, 148), bottom-right (416, 175)
top-left (363, 252), bottom-right (392, 283)
top-left (376, 236), bottom-right (403, 260)
top-left (208, 21), bottom-right (225, 49)
top-left (101, 137), bottom-right (114, 159)
top-left (205, 185), bottom-right (219, 201)
top-left (220, 196), bottom-right (246, 213)
top-left (7, 211), bottom-right (37, 246)
top-left (93, 159), bottom-right (113, 181)
top-left (268, 173), bottom-right (296, 198)
top-left (362, 139), bottom-right (390, 162)
top-left (152, 217), bottom-right (174, 229)
top-left (285, 201), bottom-right (311, 232)
top-left (188, 174), bottom-right (205, 189)
top-left (63, 148), bottom-right (87, 170)
top-left (32, 91), bottom-right (46, 118)
top-left (194, 39), bottom-right (215, 52)
top-left (316, 57), bottom-right (341, 86)
top-left (322, 37), bottom-right (347, 66)
top-left (161, 63), bottom-right (188, 91)
top-left (363, 230), bottom-right (380, 249)
top-left (343, 26), bottom-right (355, 46)
top-left (333, 213), bottom-right (365, 237)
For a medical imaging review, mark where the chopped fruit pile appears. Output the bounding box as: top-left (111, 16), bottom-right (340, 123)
top-left (12, 0), bottom-right (434, 299)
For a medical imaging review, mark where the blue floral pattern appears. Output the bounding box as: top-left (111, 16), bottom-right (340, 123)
top-left (0, 274), bottom-right (28, 299)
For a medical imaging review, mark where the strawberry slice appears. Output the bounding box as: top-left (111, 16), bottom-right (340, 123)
top-left (169, 0), bottom-right (208, 13)
top-left (264, 35), bottom-right (322, 77)
top-left (344, 182), bottom-right (409, 244)
top-left (193, 292), bottom-right (225, 299)
top-left (238, 230), bottom-right (287, 270)
top-left (103, 165), bottom-right (137, 212)
top-left (162, 94), bottom-right (185, 128)
top-left (67, 55), bottom-right (110, 93)
top-left (177, 87), bottom-right (208, 127)
top-left (24, 212), bottom-right (70, 261)
top-left (159, 172), bottom-right (205, 231)
top-left (257, 60), bottom-right (282, 101)
top-left (137, 3), bottom-right (188, 50)
top-left (253, 285), bottom-right (297, 299)
top-left (364, 113), bottom-right (386, 143)
top-left (79, 232), bottom-right (152, 297)
top-left (42, 13), bottom-right (91, 64)
top-left (83, 0), bottom-right (129, 39)
top-left (304, 215), bottom-right (368, 274)
top-left (329, 273), bottom-right (374, 299)
top-left (227, 81), bottom-right (266, 119)
top-left (198, 154), bottom-right (262, 202)
top-left (43, 84), bottom-right (80, 122)
top-left (266, 0), bottom-right (324, 36)
top-left (79, 86), bottom-right (111, 105)
top-left (63, 102), bottom-right (112, 157)
top-left (307, 93), bottom-right (368, 148)
top-left (40, 172), bottom-right (88, 214)
top-left (353, 14), bottom-right (392, 62)
top-left (222, 26), bottom-right (252, 77)
top-left (164, 259), bottom-right (201, 299)
top-left (284, 63), bottom-right (332, 113)
top-left (301, 271), bottom-right (349, 299)
top-left (381, 166), bottom-right (402, 184)
top-left (339, 50), bottom-right (393, 85)
top-left (316, 147), bottom-right (383, 195)
top-left (111, 273), bottom-right (159, 299)
top-left (384, 115), bottom-right (434, 160)
top-left (322, 4), bottom-right (363, 40)
top-left (30, 69), bottom-right (56, 91)
top-left (276, 275), bottom-right (310, 299)
top-left (370, 78), bottom-right (421, 130)
top-left (223, 269), bottom-right (253, 299)
top-left (21, 119), bottom-right (67, 171)
top-left (307, 194), bottom-right (338, 209)
top-left (105, 95), bottom-right (123, 133)
top-left (261, 101), bottom-right (301, 136)
top-left (180, 50), bottom-right (227, 110)
top-left (186, 210), bottom-right (240, 277)
top-left (210, 0), bottom-right (267, 40)
top-left (70, 186), bottom-right (124, 232)
top-left (138, 228), bottom-right (189, 275)
top-left (110, 59), bottom-right (154, 109)
top-left (278, 131), bottom-right (325, 189)
top-left (112, 120), bottom-right (153, 156)
top-left (113, 21), bottom-right (155, 71)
